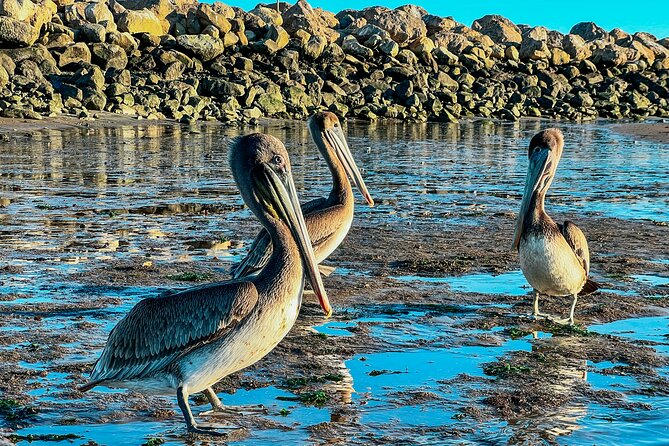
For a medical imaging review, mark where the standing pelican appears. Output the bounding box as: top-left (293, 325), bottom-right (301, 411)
top-left (231, 111), bottom-right (374, 279)
top-left (79, 134), bottom-right (332, 436)
top-left (513, 128), bottom-right (598, 325)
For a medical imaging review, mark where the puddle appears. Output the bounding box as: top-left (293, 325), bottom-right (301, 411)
top-left (633, 274), bottom-right (669, 287)
top-left (393, 270), bottom-right (528, 296)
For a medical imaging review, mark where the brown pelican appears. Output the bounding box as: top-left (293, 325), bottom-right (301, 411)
top-left (79, 133), bottom-right (332, 436)
top-left (513, 128), bottom-right (598, 325)
top-left (231, 111), bottom-right (374, 279)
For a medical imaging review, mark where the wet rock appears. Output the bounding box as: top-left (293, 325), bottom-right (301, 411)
top-left (472, 14), bottom-right (522, 44)
top-left (0, 16), bottom-right (39, 46)
top-left (176, 34), bottom-right (224, 61)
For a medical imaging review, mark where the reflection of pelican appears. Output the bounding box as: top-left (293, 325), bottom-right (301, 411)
top-left (80, 134), bottom-right (332, 436)
top-left (513, 129), bottom-right (598, 325)
top-left (232, 112), bottom-right (374, 278)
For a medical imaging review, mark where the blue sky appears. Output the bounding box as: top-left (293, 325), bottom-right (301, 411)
top-left (222, 0), bottom-right (669, 37)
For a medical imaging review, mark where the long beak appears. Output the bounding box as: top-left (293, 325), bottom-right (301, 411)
top-left (512, 148), bottom-right (549, 250)
top-left (323, 126), bottom-right (375, 207)
top-left (254, 165), bottom-right (332, 317)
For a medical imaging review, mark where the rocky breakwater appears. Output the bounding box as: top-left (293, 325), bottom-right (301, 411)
top-left (0, 0), bottom-right (668, 123)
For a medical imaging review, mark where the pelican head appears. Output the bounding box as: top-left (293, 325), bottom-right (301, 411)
top-left (308, 111), bottom-right (374, 207)
top-left (512, 128), bottom-right (564, 250)
top-left (230, 133), bottom-right (332, 317)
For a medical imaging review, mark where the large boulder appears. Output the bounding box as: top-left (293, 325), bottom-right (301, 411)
top-left (0, 0), bottom-right (35, 21)
top-left (117, 8), bottom-right (164, 36)
top-left (196, 3), bottom-right (232, 34)
top-left (90, 42), bottom-right (128, 69)
top-left (118, 0), bottom-right (176, 19)
top-left (84, 1), bottom-right (115, 30)
top-left (57, 42), bottom-right (91, 67)
top-left (422, 14), bottom-right (457, 35)
top-left (360, 6), bottom-right (426, 44)
top-left (591, 44), bottom-right (629, 66)
top-left (1, 45), bottom-right (59, 75)
top-left (176, 34), bottom-right (224, 61)
top-left (519, 26), bottom-right (550, 60)
top-left (431, 31), bottom-right (473, 54)
top-left (282, 0), bottom-right (338, 42)
top-left (471, 14), bottom-right (522, 44)
top-left (570, 22), bottom-right (609, 42)
top-left (0, 16), bottom-right (39, 46)
top-left (562, 34), bottom-right (591, 60)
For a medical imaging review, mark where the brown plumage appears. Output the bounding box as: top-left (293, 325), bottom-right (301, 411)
top-left (79, 133), bottom-right (332, 436)
top-left (232, 111), bottom-right (373, 279)
top-left (514, 128), bottom-right (598, 325)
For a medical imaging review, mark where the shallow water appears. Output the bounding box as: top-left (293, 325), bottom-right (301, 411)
top-left (0, 119), bottom-right (667, 445)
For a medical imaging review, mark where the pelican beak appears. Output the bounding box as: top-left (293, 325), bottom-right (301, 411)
top-left (513, 147), bottom-right (550, 250)
top-left (253, 164), bottom-right (332, 317)
top-left (323, 125), bottom-right (375, 207)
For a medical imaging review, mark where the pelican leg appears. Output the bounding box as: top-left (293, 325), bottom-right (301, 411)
top-left (177, 386), bottom-right (227, 437)
top-left (531, 290), bottom-right (552, 319)
top-left (199, 387), bottom-right (266, 416)
top-left (568, 294), bottom-right (578, 325)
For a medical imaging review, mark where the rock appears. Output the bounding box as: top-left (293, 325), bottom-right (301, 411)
top-left (107, 31), bottom-right (139, 53)
top-left (256, 91), bottom-right (286, 114)
top-left (592, 45), bottom-right (628, 66)
top-left (505, 45), bottom-right (519, 61)
top-left (422, 14), bottom-right (456, 35)
top-left (282, 0), bottom-right (338, 41)
top-left (58, 42), bottom-right (91, 67)
top-left (432, 31), bottom-right (472, 54)
top-left (2, 45), bottom-right (59, 75)
top-left (360, 6), bottom-right (426, 44)
top-left (234, 56), bottom-right (253, 71)
top-left (77, 23), bottom-right (106, 43)
top-left (90, 43), bottom-right (128, 69)
top-left (304, 34), bottom-right (327, 59)
top-left (0, 16), bottom-right (39, 46)
top-left (378, 39), bottom-right (399, 57)
top-left (266, 24), bottom-right (289, 50)
top-left (570, 22), bottom-right (609, 42)
top-left (118, 9), bottom-right (164, 36)
top-left (550, 48), bottom-right (570, 65)
top-left (249, 5), bottom-right (282, 26)
top-left (562, 34), bottom-right (591, 60)
top-left (519, 29), bottom-right (551, 60)
top-left (85, 1), bottom-right (115, 29)
top-left (341, 35), bottom-right (373, 58)
top-left (196, 3), bottom-right (231, 34)
top-left (176, 34), bottom-right (224, 61)
top-left (471, 14), bottom-right (522, 44)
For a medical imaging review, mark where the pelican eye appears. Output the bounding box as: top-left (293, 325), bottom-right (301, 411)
top-left (272, 155), bottom-right (283, 165)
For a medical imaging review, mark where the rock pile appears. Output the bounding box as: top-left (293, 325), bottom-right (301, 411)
top-left (0, 0), bottom-right (667, 123)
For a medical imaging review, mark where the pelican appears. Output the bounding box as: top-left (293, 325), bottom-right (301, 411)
top-left (513, 128), bottom-right (598, 325)
top-left (79, 133), bottom-right (332, 436)
top-left (231, 111), bottom-right (374, 279)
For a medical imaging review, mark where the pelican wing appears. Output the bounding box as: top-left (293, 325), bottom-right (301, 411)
top-left (232, 197), bottom-right (328, 278)
top-left (88, 281), bottom-right (258, 383)
top-left (559, 221), bottom-right (590, 275)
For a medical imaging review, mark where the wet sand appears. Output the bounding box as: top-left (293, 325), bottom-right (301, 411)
top-left (611, 121), bottom-right (669, 144)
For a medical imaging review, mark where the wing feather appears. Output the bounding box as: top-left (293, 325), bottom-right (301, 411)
top-left (559, 220), bottom-right (590, 275)
top-left (89, 281), bottom-right (258, 383)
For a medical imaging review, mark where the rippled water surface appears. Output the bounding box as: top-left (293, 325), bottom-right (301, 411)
top-left (0, 119), bottom-right (667, 445)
